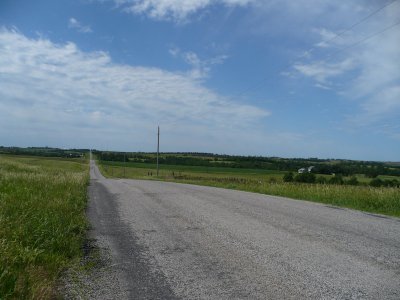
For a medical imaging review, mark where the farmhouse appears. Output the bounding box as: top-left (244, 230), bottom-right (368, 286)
top-left (298, 166), bottom-right (315, 173)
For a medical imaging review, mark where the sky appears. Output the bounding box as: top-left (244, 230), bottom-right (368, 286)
top-left (0, 0), bottom-right (399, 161)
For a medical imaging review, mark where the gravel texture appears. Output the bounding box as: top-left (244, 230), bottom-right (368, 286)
top-left (84, 160), bottom-right (400, 299)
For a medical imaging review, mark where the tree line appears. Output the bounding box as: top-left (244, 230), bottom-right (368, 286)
top-left (97, 151), bottom-right (400, 178)
top-left (0, 146), bottom-right (87, 158)
top-left (283, 172), bottom-right (399, 188)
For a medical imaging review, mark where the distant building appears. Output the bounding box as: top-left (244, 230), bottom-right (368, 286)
top-left (298, 166), bottom-right (314, 174)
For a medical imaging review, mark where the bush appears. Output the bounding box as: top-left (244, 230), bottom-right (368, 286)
top-left (283, 172), bottom-right (294, 182)
top-left (381, 179), bottom-right (399, 187)
top-left (346, 176), bottom-right (359, 186)
top-left (329, 174), bottom-right (344, 185)
top-left (370, 178), bottom-right (383, 187)
top-left (316, 176), bottom-right (327, 184)
top-left (294, 172), bottom-right (316, 183)
top-left (391, 179), bottom-right (400, 188)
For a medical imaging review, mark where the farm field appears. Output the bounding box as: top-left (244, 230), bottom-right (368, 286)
top-left (98, 160), bottom-right (400, 217)
top-left (0, 155), bottom-right (89, 299)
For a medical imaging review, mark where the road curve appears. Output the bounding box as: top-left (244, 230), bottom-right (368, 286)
top-left (88, 160), bottom-right (400, 299)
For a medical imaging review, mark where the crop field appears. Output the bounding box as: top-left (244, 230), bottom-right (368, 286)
top-left (0, 155), bottom-right (89, 299)
top-left (99, 161), bottom-right (400, 217)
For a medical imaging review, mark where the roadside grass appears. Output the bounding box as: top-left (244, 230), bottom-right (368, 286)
top-left (99, 161), bottom-right (400, 217)
top-left (0, 155), bottom-right (89, 299)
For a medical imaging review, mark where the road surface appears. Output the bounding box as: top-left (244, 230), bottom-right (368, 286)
top-left (87, 160), bottom-right (400, 299)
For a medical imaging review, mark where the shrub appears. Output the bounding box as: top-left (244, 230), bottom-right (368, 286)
top-left (370, 178), bottom-right (383, 187)
top-left (346, 176), bottom-right (359, 186)
top-left (391, 179), bottom-right (400, 188)
top-left (316, 176), bottom-right (327, 184)
top-left (382, 179), bottom-right (399, 187)
top-left (329, 174), bottom-right (344, 185)
top-left (283, 172), bottom-right (294, 182)
top-left (294, 172), bottom-right (316, 183)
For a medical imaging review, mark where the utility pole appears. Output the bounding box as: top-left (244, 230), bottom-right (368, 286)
top-left (157, 126), bottom-right (160, 176)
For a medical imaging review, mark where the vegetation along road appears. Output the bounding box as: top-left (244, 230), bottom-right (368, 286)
top-left (86, 160), bottom-right (400, 299)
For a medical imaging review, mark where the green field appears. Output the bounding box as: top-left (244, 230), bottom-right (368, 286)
top-left (0, 155), bottom-right (89, 299)
top-left (99, 160), bottom-right (400, 217)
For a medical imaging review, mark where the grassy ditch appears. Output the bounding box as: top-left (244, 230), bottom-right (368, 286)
top-left (99, 161), bottom-right (400, 217)
top-left (0, 155), bottom-right (89, 299)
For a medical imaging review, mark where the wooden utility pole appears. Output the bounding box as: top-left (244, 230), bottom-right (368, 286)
top-left (157, 126), bottom-right (160, 176)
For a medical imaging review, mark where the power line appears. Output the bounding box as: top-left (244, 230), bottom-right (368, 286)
top-left (317, 0), bottom-right (398, 47)
top-left (232, 0), bottom-right (399, 98)
top-left (324, 19), bottom-right (400, 60)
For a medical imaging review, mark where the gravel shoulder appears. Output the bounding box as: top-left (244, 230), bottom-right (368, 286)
top-left (63, 160), bottom-right (400, 299)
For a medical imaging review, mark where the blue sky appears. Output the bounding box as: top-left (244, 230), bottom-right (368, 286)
top-left (0, 0), bottom-right (399, 160)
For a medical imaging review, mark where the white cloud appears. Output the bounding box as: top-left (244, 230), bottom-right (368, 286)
top-left (292, 1), bottom-right (400, 126)
top-left (362, 85), bottom-right (400, 118)
top-left (68, 17), bottom-right (92, 33)
top-left (113, 0), bottom-right (254, 22)
top-left (294, 58), bottom-right (355, 84)
top-left (169, 46), bottom-right (229, 79)
top-left (168, 46), bottom-right (180, 57)
top-left (0, 28), bottom-right (268, 151)
top-left (312, 28), bottom-right (348, 48)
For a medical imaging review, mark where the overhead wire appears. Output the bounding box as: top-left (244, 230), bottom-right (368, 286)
top-left (311, 0), bottom-right (399, 50)
top-left (324, 19), bottom-right (400, 60)
top-left (232, 0), bottom-right (400, 98)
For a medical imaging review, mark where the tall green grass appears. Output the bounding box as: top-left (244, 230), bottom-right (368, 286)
top-left (0, 155), bottom-right (89, 299)
top-left (99, 161), bottom-right (400, 217)
top-left (194, 179), bottom-right (400, 217)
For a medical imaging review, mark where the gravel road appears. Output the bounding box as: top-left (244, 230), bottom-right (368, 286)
top-left (87, 160), bottom-right (400, 299)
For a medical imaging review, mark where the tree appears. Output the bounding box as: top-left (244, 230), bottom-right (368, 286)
top-left (294, 172), bottom-right (316, 183)
top-left (283, 172), bottom-right (294, 182)
top-left (346, 176), bottom-right (359, 186)
top-left (365, 167), bottom-right (379, 178)
top-left (329, 174), bottom-right (343, 185)
top-left (369, 178), bottom-right (383, 187)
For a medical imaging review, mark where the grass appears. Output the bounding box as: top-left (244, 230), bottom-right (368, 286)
top-left (98, 161), bottom-right (400, 217)
top-left (0, 155), bottom-right (89, 299)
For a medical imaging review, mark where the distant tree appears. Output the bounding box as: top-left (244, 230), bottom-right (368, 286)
top-left (391, 179), bottom-right (400, 188)
top-left (283, 172), bottom-right (294, 182)
top-left (381, 179), bottom-right (399, 187)
top-left (365, 167), bottom-right (379, 178)
top-left (294, 172), bottom-right (316, 183)
top-left (369, 178), bottom-right (383, 187)
top-left (329, 174), bottom-right (344, 185)
top-left (346, 176), bottom-right (359, 186)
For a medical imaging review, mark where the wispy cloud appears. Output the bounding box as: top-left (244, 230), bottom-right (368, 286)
top-left (0, 28), bottom-right (268, 151)
top-left (112, 0), bottom-right (254, 22)
top-left (169, 46), bottom-right (229, 79)
top-left (291, 1), bottom-right (400, 128)
top-left (68, 17), bottom-right (92, 33)
top-left (294, 58), bottom-right (355, 85)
